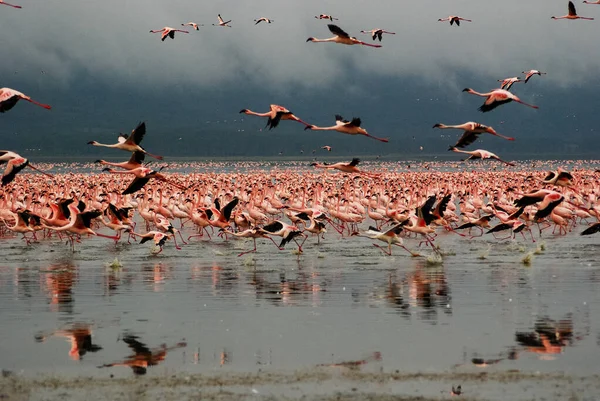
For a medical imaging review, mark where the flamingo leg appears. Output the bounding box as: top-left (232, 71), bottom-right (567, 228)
top-left (373, 243), bottom-right (392, 256)
top-left (238, 238), bottom-right (257, 257)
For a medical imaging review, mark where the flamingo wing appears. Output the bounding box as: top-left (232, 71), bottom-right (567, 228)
top-left (2, 156), bottom-right (29, 186)
top-left (121, 334), bottom-right (152, 355)
top-left (557, 171), bottom-right (573, 181)
top-left (0, 95), bottom-right (20, 113)
top-left (122, 176), bottom-right (151, 195)
top-left (543, 171), bottom-right (556, 181)
top-left (568, 1), bottom-right (577, 16)
top-left (478, 98), bottom-right (512, 113)
top-left (453, 131), bottom-right (479, 149)
top-left (382, 223), bottom-right (403, 236)
top-left (348, 117), bottom-right (361, 127)
top-left (334, 114), bottom-right (349, 124)
top-left (129, 151), bottom-right (146, 165)
top-left (349, 158), bottom-right (360, 166)
top-left (581, 223), bottom-right (600, 236)
top-left (418, 195), bottom-right (437, 225)
top-left (221, 197), bottom-right (239, 221)
top-left (328, 24), bottom-right (350, 38)
top-left (262, 220), bottom-right (283, 233)
top-left (129, 122), bottom-right (146, 145)
top-left (77, 210), bottom-right (102, 229)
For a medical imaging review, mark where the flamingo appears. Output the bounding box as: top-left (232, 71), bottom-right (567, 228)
top-left (351, 224), bottom-right (420, 256)
top-left (542, 168), bottom-right (575, 188)
top-left (552, 1), bottom-right (594, 19)
top-left (304, 115), bottom-right (389, 143)
top-left (149, 27), bottom-right (189, 41)
top-left (438, 16), bottom-right (472, 26)
top-left (213, 14), bottom-right (232, 27)
top-left (497, 77), bottom-right (523, 91)
top-left (102, 167), bottom-right (187, 195)
top-left (0, 150), bottom-right (54, 186)
top-left (433, 122), bottom-right (515, 149)
top-left (306, 24), bottom-right (382, 48)
top-left (0, 1), bottom-right (21, 9)
top-left (321, 145), bottom-right (332, 152)
top-left (315, 14), bottom-right (338, 21)
top-left (254, 17), bottom-right (273, 24)
top-left (311, 158), bottom-right (361, 174)
top-left (127, 230), bottom-right (172, 254)
top-left (239, 104), bottom-right (311, 129)
top-left (583, 0), bottom-right (600, 4)
top-left (88, 122), bottom-right (163, 160)
top-left (359, 29), bottom-right (396, 41)
top-left (522, 70), bottom-right (547, 83)
top-left (95, 151), bottom-right (145, 171)
top-left (220, 228), bottom-right (281, 256)
top-left (462, 88), bottom-right (539, 112)
top-left (0, 88), bottom-right (51, 113)
top-left (259, 220), bottom-right (306, 252)
top-left (181, 22), bottom-right (202, 30)
top-left (450, 147), bottom-right (515, 166)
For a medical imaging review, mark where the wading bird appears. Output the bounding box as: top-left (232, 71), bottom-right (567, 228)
top-left (433, 122), bottom-right (515, 149)
top-left (213, 14), bottom-right (232, 27)
top-left (88, 122), bottom-right (163, 160)
top-left (305, 115), bottom-right (389, 143)
top-left (522, 70), bottom-right (547, 83)
top-left (260, 220), bottom-right (306, 252)
top-left (254, 17), bottom-right (273, 24)
top-left (315, 14), bottom-right (338, 21)
top-left (462, 88), bottom-right (539, 112)
top-left (438, 16), bottom-right (472, 26)
top-left (497, 77), bottom-right (522, 90)
top-left (450, 147), bottom-right (515, 166)
top-left (306, 24), bottom-right (382, 48)
top-left (0, 150), bottom-right (54, 186)
top-left (181, 22), bottom-right (202, 30)
top-left (127, 230), bottom-right (172, 254)
top-left (351, 225), bottom-right (420, 256)
top-left (0, 88), bottom-right (51, 113)
top-left (551, 1), bottom-right (594, 19)
top-left (360, 28), bottom-right (395, 41)
top-left (239, 104), bottom-right (311, 129)
top-left (149, 27), bottom-right (189, 41)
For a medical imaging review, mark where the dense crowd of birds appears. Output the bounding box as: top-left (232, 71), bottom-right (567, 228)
top-left (1, 2), bottom-right (599, 257)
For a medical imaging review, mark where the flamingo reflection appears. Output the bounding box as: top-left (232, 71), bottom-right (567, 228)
top-left (35, 323), bottom-right (102, 360)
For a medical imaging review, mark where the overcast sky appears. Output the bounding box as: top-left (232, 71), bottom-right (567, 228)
top-left (1, 0), bottom-right (599, 157)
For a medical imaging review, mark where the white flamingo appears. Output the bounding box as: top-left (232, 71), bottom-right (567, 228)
top-left (306, 24), bottom-right (382, 48)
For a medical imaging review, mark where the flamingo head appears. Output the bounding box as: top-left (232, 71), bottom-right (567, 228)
top-left (462, 88), bottom-right (472, 92)
top-left (101, 167), bottom-right (113, 172)
top-left (304, 125), bottom-right (315, 131)
top-left (550, 16), bottom-right (556, 19)
top-left (432, 123), bottom-right (442, 128)
top-left (306, 37), bottom-right (315, 42)
top-left (87, 141), bottom-right (98, 145)
top-left (94, 160), bottom-right (103, 163)
top-left (239, 109), bottom-right (248, 114)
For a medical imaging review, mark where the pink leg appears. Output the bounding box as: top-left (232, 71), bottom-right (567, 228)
top-left (238, 238), bottom-right (257, 257)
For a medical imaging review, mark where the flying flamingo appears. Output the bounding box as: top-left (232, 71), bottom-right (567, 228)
top-left (522, 70), bottom-right (547, 83)
top-left (220, 228), bottom-right (281, 257)
top-left (462, 88), bottom-right (539, 112)
top-left (149, 27), bottom-right (189, 41)
top-left (315, 14), bottom-right (338, 21)
top-left (88, 122), bottom-right (163, 160)
top-left (254, 17), bottom-right (273, 24)
top-left (259, 220), bottom-right (306, 253)
top-left (127, 230), bottom-right (172, 254)
top-left (306, 24), bottom-right (382, 48)
top-left (311, 158), bottom-right (379, 177)
top-left (0, 88), bottom-right (51, 113)
top-left (450, 147), bottom-right (515, 166)
top-left (0, 150), bottom-right (54, 186)
top-left (432, 122), bottom-right (515, 149)
top-left (0, 1), bottom-right (21, 9)
top-left (360, 29), bottom-right (395, 41)
top-left (102, 167), bottom-right (187, 195)
top-left (497, 77), bottom-right (523, 90)
top-left (321, 145), bottom-right (332, 151)
top-left (181, 22), bottom-right (202, 30)
top-left (583, 0), bottom-right (600, 4)
top-left (95, 151), bottom-right (145, 171)
top-left (239, 104), bottom-right (311, 129)
top-left (438, 16), bottom-right (472, 26)
top-left (552, 1), bottom-right (594, 19)
top-left (213, 14), bottom-right (232, 27)
top-left (351, 224), bottom-right (420, 256)
top-left (305, 115), bottom-right (388, 142)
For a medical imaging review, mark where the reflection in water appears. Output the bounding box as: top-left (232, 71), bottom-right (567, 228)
top-left (142, 263), bottom-right (174, 292)
top-left (98, 334), bottom-right (186, 375)
top-left (249, 271), bottom-right (325, 307)
top-left (42, 262), bottom-right (77, 314)
top-left (514, 315), bottom-right (586, 359)
top-left (317, 351), bottom-right (382, 369)
top-left (35, 323), bottom-right (102, 361)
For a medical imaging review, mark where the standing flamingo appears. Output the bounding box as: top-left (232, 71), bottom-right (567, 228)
top-left (149, 27), bottom-right (189, 41)
top-left (450, 147), bottom-right (515, 166)
top-left (0, 88), bottom-right (51, 113)
top-left (462, 88), bottom-right (539, 112)
top-left (522, 70), bottom-right (547, 83)
top-left (305, 115), bottom-right (389, 142)
top-left (88, 122), bottom-right (163, 160)
top-left (438, 16), bottom-right (472, 26)
top-left (239, 104), bottom-right (311, 129)
top-left (552, 1), bottom-right (594, 19)
top-left (0, 1), bottom-right (21, 8)
top-left (0, 151), bottom-right (54, 186)
top-left (433, 122), bottom-right (515, 149)
top-left (306, 25), bottom-right (382, 48)
top-left (213, 14), bottom-right (232, 27)
top-left (360, 29), bottom-right (395, 41)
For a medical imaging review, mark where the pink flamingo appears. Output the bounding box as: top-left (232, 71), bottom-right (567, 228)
top-left (307, 24), bottom-right (382, 48)
top-left (462, 88), bottom-right (538, 112)
top-left (552, 1), bottom-right (594, 19)
top-left (239, 104), bottom-right (311, 129)
top-left (149, 27), bottom-right (189, 41)
top-left (0, 88), bottom-right (51, 113)
top-left (305, 115), bottom-right (389, 143)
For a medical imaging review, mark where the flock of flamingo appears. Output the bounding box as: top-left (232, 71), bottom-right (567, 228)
top-left (1, 2), bottom-right (600, 259)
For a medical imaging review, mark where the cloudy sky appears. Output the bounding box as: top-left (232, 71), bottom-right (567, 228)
top-left (1, 0), bottom-right (599, 158)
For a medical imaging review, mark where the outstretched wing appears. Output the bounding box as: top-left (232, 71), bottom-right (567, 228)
top-left (568, 1), bottom-right (577, 16)
top-left (262, 220), bottom-right (283, 233)
top-left (581, 223), bottom-right (600, 236)
top-left (349, 158), bottom-right (360, 167)
top-left (348, 118), bottom-right (361, 127)
top-left (129, 151), bottom-right (145, 165)
top-left (543, 171), bottom-right (556, 181)
top-left (418, 195), bottom-right (437, 225)
top-left (129, 122), bottom-right (146, 145)
top-left (453, 131), bottom-right (479, 149)
top-left (222, 197), bottom-right (239, 221)
top-left (328, 24), bottom-right (349, 38)
top-left (334, 114), bottom-right (348, 123)
top-left (77, 210), bottom-right (102, 228)
top-left (121, 334), bottom-right (152, 355)
top-left (122, 176), bottom-right (151, 195)
top-left (2, 157), bottom-right (29, 186)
